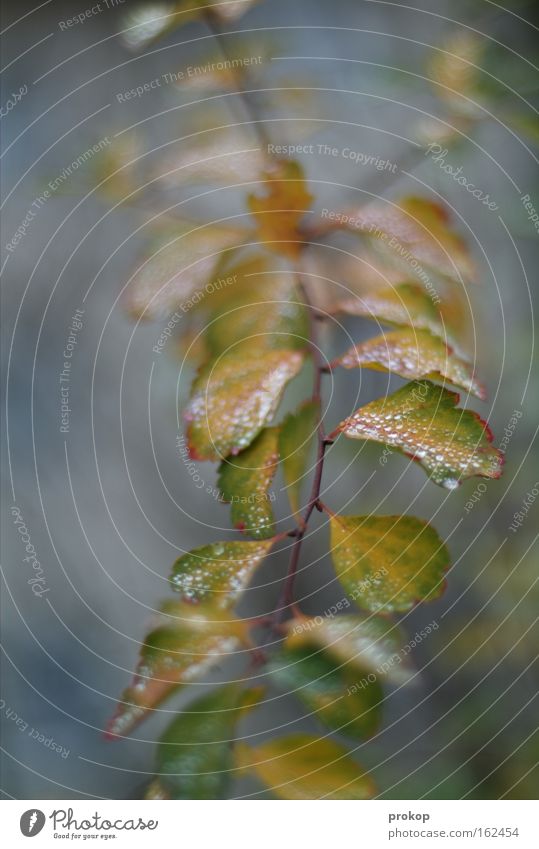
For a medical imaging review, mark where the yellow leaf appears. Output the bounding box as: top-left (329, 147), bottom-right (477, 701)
top-left (236, 734), bottom-right (376, 799)
top-left (248, 160), bottom-right (313, 259)
top-left (332, 328), bottom-right (485, 398)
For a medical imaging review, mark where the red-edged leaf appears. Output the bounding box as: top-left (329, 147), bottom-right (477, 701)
top-left (335, 380), bottom-right (503, 488)
top-left (332, 328), bottom-right (485, 399)
top-left (185, 340), bottom-right (305, 461)
top-left (106, 602), bottom-right (247, 738)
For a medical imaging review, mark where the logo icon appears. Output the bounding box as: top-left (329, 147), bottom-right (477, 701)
top-left (20, 810), bottom-right (46, 837)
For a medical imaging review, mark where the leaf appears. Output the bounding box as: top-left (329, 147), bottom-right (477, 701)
top-left (106, 602), bottom-right (247, 737)
top-left (329, 514), bottom-right (449, 613)
top-left (124, 223), bottom-right (245, 321)
top-left (335, 282), bottom-right (455, 345)
top-left (170, 536), bottom-right (277, 604)
top-left (206, 272), bottom-right (308, 357)
top-left (186, 340), bottom-right (305, 461)
top-left (209, 0), bottom-right (261, 21)
top-left (267, 646), bottom-right (382, 739)
top-left (248, 160), bottom-right (313, 259)
top-left (335, 380), bottom-right (503, 488)
top-left (332, 328), bottom-right (485, 399)
top-left (154, 684), bottom-right (263, 799)
top-left (318, 196), bottom-right (475, 284)
top-left (217, 428), bottom-right (280, 538)
top-left (279, 400), bottom-right (319, 516)
top-left (235, 734), bottom-right (376, 799)
top-left (157, 130), bottom-right (270, 187)
top-left (428, 31), bottom-right (485, 116)
top-left (121, 1), bottom-right (259, 49)
top-left (285, 614), bottom-right (413, 685)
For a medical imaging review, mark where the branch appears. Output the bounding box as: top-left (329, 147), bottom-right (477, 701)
top-left (203, 11), bottom-right (272, 149)
top-left (273, 272), bottom-right (331, 622)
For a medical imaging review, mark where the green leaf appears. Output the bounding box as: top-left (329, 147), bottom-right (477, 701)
top-left (332, 328), bottom-right (485, 399)
top-left (236, 734), bottom-right (376, 799)
top-left (267, 646), bottom-right (382, 739)
top-left (335, 282), bottom-right (453, 343)
top-left (106, 603), bottom-right (247, 737)
top-left (279, 400), bottom-right (319, 517)
top-left (335, 380), bottom-right (503, 488)
top-left (217, 428), bottom-right (280, 538)
top-left (206, 272), bottom-right (308, 357)
top-left (170, 537), bottom-right (277, 605)
top-left (329, 514), bottom-right (449, 613)
top-left (124, 222), bottom-right (244, 320)
top-left (285, 614), bottom-right (413, 685)
top-left (153, 684), bottom-right (263, 800)
top-left (186, 340), bottom-right (305, 461)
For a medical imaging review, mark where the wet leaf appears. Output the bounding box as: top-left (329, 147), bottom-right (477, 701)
top-left (318, 196), bottom-right (475, 284)
top-left (279, 400), bottom-right (319, 516)
top-left (217, 428), bottom-right (280, 538)
top-left (332, 328), bottom-right (485, 399)
top-left (335, 380), bottom-right (503, 488)
top-left (154, 684), bottom-right (263, 799)
top-left (106, 602), bottom-right (247, 737)
top-left (206, 272), bottom-right (308, 357)
top-left (186, 340), bottom-right (305, 461)
top-left (329, 514), bottom-right (449, 613)
top-left (267, 646), bottom-right (382, 739)
top-left (124, 223), bottom-right (245, 321)
top-left (170, 537), bottom-right (277, 604)
top-left (248, 160), bottom-right (313, 259)
top-left (236, 734), bottom-right (376, 799)
top-left (335, 282), bottom-right (454, 344)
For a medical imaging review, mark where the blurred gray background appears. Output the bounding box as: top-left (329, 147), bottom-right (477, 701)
top-left (1, 0), bottom-right (538, 799)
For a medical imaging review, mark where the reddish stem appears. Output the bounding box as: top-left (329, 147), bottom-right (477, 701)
top-left (273, 274), bottom-right (331, 621)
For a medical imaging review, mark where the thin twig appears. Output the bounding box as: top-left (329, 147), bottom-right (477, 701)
top-left (203, 11), bottom-right (272, 150)
top-left (273, 273), bottom-right (331, 621)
